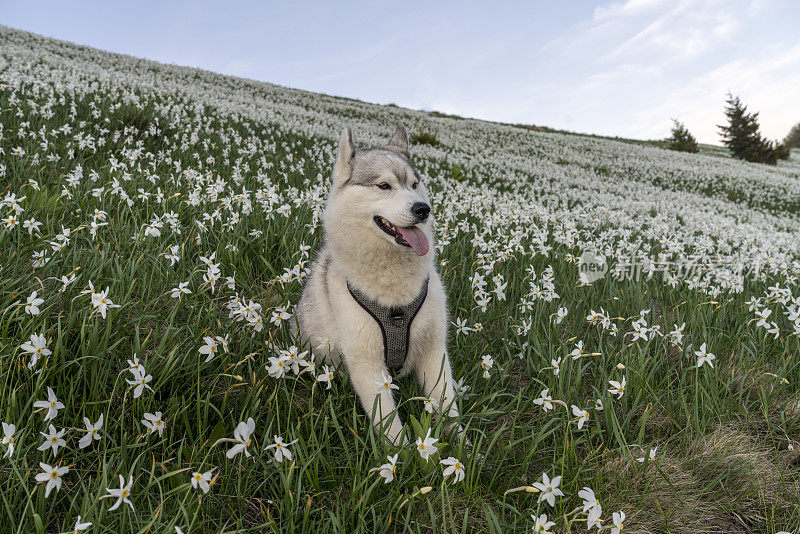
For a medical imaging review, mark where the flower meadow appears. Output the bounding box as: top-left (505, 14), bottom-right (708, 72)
top-left (2, 26), bottom-right (800, 533)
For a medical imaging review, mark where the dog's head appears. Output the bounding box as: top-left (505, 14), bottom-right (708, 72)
top-left (324, 125), bottom-right (432, 257)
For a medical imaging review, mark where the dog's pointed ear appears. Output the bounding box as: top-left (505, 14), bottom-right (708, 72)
top-left (386, 124), bottom-right (409, 158)
top-left (333, 126), bottom-right (356, 186)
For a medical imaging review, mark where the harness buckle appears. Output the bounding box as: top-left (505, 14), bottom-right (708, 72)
top-left (389, 308), bottom-right (405, 326)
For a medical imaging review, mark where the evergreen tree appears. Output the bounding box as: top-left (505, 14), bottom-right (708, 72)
top-left (718, 93), bottom-right (779, 164)
top-left (784, 122), bottom-right (800, 149)
top-left (775, 143), bottom-right (791, 160)
top-left (666, 119), bottom-right (699, 153)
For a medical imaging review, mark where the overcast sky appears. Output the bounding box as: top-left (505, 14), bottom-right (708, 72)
top-left (3, 0), bottom-right (798, 143)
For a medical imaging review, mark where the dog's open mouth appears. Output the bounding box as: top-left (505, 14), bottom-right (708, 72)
top-left (374, 216), bottom-right (429, 256)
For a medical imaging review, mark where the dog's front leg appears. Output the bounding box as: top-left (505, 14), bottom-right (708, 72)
top-left (345, 352), bottom-right (405, 444)
top-left (415, 345), bottom-right (459, 428)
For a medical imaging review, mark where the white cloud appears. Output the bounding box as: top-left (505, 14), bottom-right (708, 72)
top-left (604, 2), bottom-right (739, 60)
top-left (593, 0), bottom-right (669, 22)
top-left (534, 0), bottom-right (800, 143)
top-left (633, 43), bottom-right (800, 142)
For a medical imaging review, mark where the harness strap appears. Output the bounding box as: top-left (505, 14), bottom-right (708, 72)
top-left (347, 277), bottom-right (429, 372)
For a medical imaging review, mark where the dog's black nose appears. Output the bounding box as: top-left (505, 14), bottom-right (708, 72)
top-left (411, 202), bottom-right (430, 221)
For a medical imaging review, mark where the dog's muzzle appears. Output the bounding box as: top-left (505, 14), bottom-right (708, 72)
top-left (374, 216), bottom-right (429, 256)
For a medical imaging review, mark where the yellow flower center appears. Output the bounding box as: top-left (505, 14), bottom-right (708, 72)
top-left (52, 437), bottom-right (58, 443)
top-left (121, 489), bottom-right (129, 498)
top-left (194, 474), bottom-right (202, 481)
top-left (51, 472), bottom-right (58, 479)
top-left (50, 401), bottom-right (57, 407)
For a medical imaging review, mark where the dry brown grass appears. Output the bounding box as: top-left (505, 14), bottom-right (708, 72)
top-left (596, 425), bottom-right (800, 533)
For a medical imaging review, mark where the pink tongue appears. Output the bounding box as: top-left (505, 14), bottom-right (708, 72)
top-left (397, 226), bottom-right (429, 256)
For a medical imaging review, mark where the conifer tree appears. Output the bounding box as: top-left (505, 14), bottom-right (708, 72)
top-left (784, 122), bottom-right (800, 149)
top-left (718, 93), bottom-right (780, 164)
top-left (666, 119), bottom-right (699, 153)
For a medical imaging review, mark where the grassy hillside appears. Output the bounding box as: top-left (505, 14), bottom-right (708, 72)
top-left (1, 26), bottom-right (799, 533)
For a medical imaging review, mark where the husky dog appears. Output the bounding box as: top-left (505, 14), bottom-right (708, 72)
top-left (294, 124), bottom-right (458, 444)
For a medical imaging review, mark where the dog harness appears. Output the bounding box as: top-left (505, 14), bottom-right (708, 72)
top-left (347, 277), bottom-right (429, 372)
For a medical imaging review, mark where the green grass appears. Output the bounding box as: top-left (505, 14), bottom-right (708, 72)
top-left (410, 130), bottom-right (442, 148)
top-left (1, 29), bottom-right (800, 534)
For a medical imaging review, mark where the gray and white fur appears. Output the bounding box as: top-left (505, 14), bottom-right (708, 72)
top-left (293, 124), bottom-right (458, 444)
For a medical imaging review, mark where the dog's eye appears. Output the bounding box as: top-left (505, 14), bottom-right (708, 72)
top-left (377, 182), bottom-right (391, 190)
top-left (412, 182), bottom-right (418, 189)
